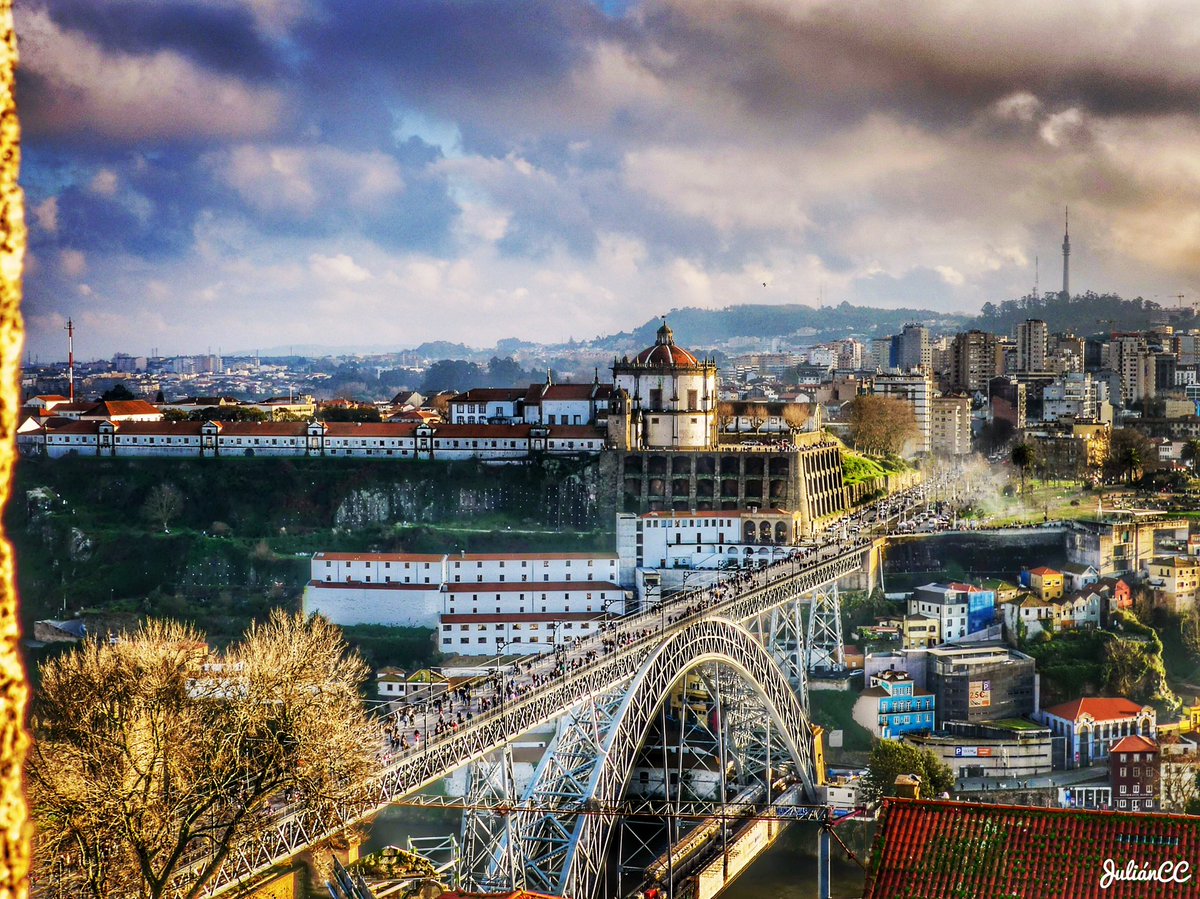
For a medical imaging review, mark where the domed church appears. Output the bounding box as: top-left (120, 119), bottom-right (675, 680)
top-left (609, 320), bottom-right (718, 450)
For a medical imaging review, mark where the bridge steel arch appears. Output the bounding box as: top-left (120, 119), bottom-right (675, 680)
top-left (504, 616), bottom-right (817, 899)
top-left (187, 546), bottom-right (872, 897)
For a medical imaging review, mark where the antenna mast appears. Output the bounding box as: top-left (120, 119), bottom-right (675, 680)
top-left (65, 318), bottom-right (75, 401)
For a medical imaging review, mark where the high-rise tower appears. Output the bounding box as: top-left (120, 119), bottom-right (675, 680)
top-left (1061, 207), bottom-right (1070, 299)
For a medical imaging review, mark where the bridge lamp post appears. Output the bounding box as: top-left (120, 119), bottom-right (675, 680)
top-left (494, 636), bottom-right (515, 718)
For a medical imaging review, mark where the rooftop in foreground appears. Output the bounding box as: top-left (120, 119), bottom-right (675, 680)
top-left (863, 798), bottom-right (1200, 899)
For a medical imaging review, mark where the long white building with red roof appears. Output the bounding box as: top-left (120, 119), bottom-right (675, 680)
top-left (29, 419), bottom-right (605, 461)
top-left (1037, 696), bottom-right (1157, 769)
top-left (303, 550), bottom-right (626, 653)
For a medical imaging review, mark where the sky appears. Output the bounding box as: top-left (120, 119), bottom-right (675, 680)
top-left (15, 0), bottom-right (1200, 361)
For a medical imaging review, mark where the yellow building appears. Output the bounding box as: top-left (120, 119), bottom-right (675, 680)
top-left (1145, 556), bottom-right (1200, 613)
top-left (901, 614), bottom-right (941, 649)
top-left (1027, 566), bottom-right (1064, 600)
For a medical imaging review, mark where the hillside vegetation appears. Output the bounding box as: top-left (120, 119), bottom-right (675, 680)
top-left (12, 457), bottom-right (605, 647)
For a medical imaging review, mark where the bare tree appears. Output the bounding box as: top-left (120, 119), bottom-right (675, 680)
top-left (716, 401), bottom-right (736, 433)
top-left (1161, 755), bottom-right (1200, 811)
top-left (748, 406), bottom-right (768, 433)
top-left (847, 395), bottom-right (917, 455)
top-left (27, 612), bottom-right (381, 899)
top-left (781, 403), bottom-right (810, 431)
top-left (143, 482), bottom-right (184, 532)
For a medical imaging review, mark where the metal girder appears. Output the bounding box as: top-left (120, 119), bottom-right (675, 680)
top-left (486, 617), bottom-right (818, 899)
top-left (181, 547), bottom-right (868, 899)
top-left (459, 746), bottom-right (523, 892)
top-left (805, 583), bottom-right (846, 676)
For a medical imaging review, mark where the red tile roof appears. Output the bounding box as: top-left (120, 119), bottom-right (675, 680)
top-left (322, 422), bottom-right (417, 437)
top-left (306, 580), bottom-right (432, 591)
top-left (82, 399), bottom-right (162, 418)
top-left (45, 420), bottom-right (102, 434)
top-left (1043, 697), bottom-right (1151, 723)
top-left (441, 612), bottom-right (604, 624)
top-left (451, 388), bottom-right (527, 402)
top-left (430, 423), bottom-right (534, 438)
top-left (1111, 735), bottom-right (1159, 754)
top-left (863, 798), bottom-right (1200, 899)
top-left (217, 421), bottom-right (309, 436)
top-left (314, 552), bottom-right (444, 562)
top-left (446, 581), bottom-right (620, 594)
top-left (1028, 566), bottom-right (1061, 576)
top-left (113, 421), bottom-right (206, 435)
top-left (527, 383), bottom-right (612, 402)
top-left (313, 551), bottom-right (616, 562)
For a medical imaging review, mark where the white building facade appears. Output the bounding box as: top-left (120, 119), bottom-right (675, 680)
top-left (303, 552), bottom-right (625, 654)
top-left (36, 419), bottom-right (605, 460)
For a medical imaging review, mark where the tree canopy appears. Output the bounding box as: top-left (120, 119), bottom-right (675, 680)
top-left (1105, 428), bottom-right (1155, 483)
top-left (864, 739), bottom-right (955, 803)
top-left (27, 612), bottom-right (381, 898)
top-left (846, 395), bottom-right (917, 456)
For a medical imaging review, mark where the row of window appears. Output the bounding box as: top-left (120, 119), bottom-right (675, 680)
top-left (442, 622), bottom-right (593, 632)
top-left (1118, 767), bottom-right (1149, 777)
top-left (880, 713), bottom-right (934, 726)
top-left (1116, 798), bottom-right (1156, 809)
top-left (1118, 783), bottom-right (1154, 794)
top-left (441, 634), bottom-right (577, 645)
top-left (327, 559), bottom-right (604, 569)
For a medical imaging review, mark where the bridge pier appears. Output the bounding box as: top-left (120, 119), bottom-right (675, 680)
top-left (816, 821), bottom-right (831, 899)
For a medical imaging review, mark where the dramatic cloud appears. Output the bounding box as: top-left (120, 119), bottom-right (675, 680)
top-left (16, 0), bottom-right (1200, 358)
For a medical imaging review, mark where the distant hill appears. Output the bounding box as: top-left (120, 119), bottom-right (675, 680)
top-left (969, 291), bottom-right (1199, 337)
top-left (588, 293), bottom-right (1200, 353)
top-left (590, 303), bottom-right (972, 352)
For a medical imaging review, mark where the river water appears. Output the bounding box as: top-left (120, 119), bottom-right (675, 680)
top-left (367, 806), bottom-right (868, 898)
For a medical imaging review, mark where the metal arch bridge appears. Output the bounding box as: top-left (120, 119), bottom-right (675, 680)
top-left (193, 542), bottom-right (874, 899)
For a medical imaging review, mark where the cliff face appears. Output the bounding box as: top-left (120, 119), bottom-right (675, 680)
top-left (9, 456), bottom-right (604, 644)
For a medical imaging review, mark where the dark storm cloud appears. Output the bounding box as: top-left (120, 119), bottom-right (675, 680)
top-left (39, 0), bottom-right (282, 81)
top-left (297, 0), bottom-right (606, 93)
top-left (636, 1), bottom-right (1200, 130)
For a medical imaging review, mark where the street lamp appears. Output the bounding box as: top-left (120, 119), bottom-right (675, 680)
top-left (493, 635), bottom-right (527, 725)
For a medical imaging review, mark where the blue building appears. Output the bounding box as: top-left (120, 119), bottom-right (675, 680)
top-left (853, 670), bottom-right (936, 739)
top-left (967, 586), bottom-right (997, 634)
top-left (910, 582), bottom-right (998, 642)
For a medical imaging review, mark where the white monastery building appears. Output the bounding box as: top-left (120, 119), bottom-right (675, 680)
top-left (303, 551), bottom-right (626, 656)
top-left (33, 420), bottom-right (604, 460)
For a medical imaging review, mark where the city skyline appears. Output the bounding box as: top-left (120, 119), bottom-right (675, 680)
top-left (16, 0), bottom-right (1200, 359)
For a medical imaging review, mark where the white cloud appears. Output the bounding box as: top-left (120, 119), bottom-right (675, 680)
top-left (32, 197), bottom-right (58, 233)
top-left (216, 145), bottom-right (405, 217)
top-left (89, 169), bottom-right (119, 197)
top-left (308, 253), bottom-right (371, 283)
top-left (59, 249), bottom-right (87, 278)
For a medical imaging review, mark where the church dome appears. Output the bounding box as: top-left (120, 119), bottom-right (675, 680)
top-left (633, 320), bottom-right (700, 367)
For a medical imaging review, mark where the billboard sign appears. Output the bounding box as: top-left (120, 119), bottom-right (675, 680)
top-left (969, 680), bottom-right (992, 708)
